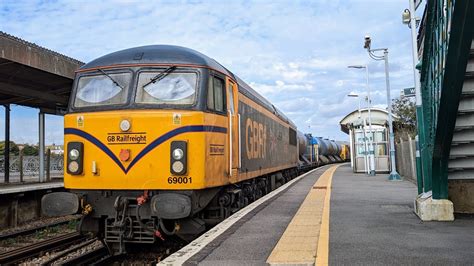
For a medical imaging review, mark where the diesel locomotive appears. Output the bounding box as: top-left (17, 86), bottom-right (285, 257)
top-left (42, 45), bottom-right (346, 254)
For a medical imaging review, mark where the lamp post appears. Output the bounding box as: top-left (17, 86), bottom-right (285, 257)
top-left (348, 65), bottom-right (376, 176)
top-left (347, 93), bottom-right (369, 173)
top-left (363, 36), bottom-right (401, 181)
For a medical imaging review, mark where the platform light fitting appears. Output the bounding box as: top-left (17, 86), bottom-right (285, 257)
top-left (348, 65), bottom-right (366, 69)
top-left (364, 35), bottom-right (371, 49)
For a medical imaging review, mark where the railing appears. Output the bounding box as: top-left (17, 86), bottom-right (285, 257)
top-left (419, 0), bottom-right (474, 198)
top-left (0, 154), bottom-right (64, 182)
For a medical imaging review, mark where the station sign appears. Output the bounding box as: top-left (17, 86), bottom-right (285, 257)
top-left (402, 87), bottom-right (415, 97)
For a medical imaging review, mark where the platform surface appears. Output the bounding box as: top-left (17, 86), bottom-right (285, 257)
top-left (330, 165), bottom-right (474, 264)
top-left (0, 180), bottom-right (64, 195)
top-left (162, 164), bottom-right (474, 265)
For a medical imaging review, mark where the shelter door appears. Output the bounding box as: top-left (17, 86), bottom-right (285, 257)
top-left (227, 78), bottom-right (240, 178)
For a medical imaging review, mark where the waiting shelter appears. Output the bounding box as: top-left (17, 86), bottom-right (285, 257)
top-left (339, 108), bottom-right (392, 173)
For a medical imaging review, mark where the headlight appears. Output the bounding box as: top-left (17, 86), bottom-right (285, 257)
top-left (172, 148), bottom-right (184, 160)
top-left (120, 119), bottom-right (131, 132)
top-left (69, 149), bottom-right (80, 160)
top-left (172, 161), bottom-right (184, 173)
top-left (68, 161), bottom-right (79, 173)
top-left (170, 141), bottom-right (187, 175)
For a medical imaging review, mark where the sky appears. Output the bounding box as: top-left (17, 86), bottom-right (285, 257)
top-left (0, 0), bottom-right (422, 145)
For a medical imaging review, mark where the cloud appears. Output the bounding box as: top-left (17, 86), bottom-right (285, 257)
top-left (0, 0), bottom-right (418, 142)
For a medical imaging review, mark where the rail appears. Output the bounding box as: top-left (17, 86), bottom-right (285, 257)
top-left (0, 232), bottom-right (85, 264)
top-left (419, 0), bottom-right (474, 198)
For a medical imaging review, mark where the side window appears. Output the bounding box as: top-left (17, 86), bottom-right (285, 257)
top-left (207, 77), bottom-right (214, 110)
top-left (207, 75), bottom-right (226, 113)
top-left (289, 128), bottom-right (297, 146)
top-left (228, 82), bottom-right (235, 114)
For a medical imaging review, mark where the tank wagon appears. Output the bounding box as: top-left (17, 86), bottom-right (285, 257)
top-left (300, 133), bottom-right (346, 168)
top-left (41, 45), bottom-right (345, 254)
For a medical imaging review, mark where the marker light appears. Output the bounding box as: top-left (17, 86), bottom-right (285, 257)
top-left (67, 142), bottom-right (84, 175)
top-left (120, 119), bottom-right (131, 132)
top-left (68, 161), bottom-right (79, 173)
top-left (172, 161), bottom-right (184, 173)
top-left (69, 149), bottom-right (80, 160)
top-left (172, 148), bottom-right (184, 160)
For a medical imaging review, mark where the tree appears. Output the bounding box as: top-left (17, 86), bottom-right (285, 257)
top-left (22, 144), bottom-right (39, 156)
top-left (391, 96), bottom-right (416, 142)
top-left (0, 141), bottom-right (19, 155)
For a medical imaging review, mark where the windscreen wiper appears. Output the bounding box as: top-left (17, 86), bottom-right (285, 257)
top-left (98, 69), bottom-right (124, 90)
top-left (142, 66), bottom-right (177, 88)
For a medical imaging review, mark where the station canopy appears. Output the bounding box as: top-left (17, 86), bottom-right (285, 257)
top-left (339, 108), bottom-right (396, 134)
top-left (0, 31), bottom-right (84, 114)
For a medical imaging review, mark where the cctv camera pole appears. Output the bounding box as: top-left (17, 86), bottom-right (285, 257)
top-left (364, 36), bottom-right (401, 181)
top-left (382, 50), bottom-right (401, 181)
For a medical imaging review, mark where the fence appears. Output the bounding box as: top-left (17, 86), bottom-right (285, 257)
top-left (395, 138), bottom-right (417, 183)
top-left (0, 153), bottom-right (63, 183)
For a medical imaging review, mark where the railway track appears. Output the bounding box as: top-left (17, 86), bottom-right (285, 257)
top-left (0, 232), bottom-right (85, 265)
top-left (0, 216), bottom-right (80, 241)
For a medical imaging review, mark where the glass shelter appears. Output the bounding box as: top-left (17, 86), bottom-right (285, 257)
top-left (340, 108), bottom-right (393, 173)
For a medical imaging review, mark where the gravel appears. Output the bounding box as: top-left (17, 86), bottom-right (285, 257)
top-left (51, 240), bottom-right (104, 265)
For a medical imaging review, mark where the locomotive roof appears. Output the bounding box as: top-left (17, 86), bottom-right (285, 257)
top-left (80, 45), bottom-right (231, 75)
top-left (81, 45), bottom-right (295, 127)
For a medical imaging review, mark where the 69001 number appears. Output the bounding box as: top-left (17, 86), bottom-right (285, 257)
top-left (168, 176), bottom-right (192, 184)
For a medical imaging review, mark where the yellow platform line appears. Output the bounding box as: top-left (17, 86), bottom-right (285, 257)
top-left (315, 165), bottom-right (335, 266)
top-left (266, 165), bottom-right (340, 266)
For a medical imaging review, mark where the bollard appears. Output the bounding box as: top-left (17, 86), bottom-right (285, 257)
top-left (46, 149), bottom-right (51, 182)
top-left (19, 149), bottom-right (24, 183)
